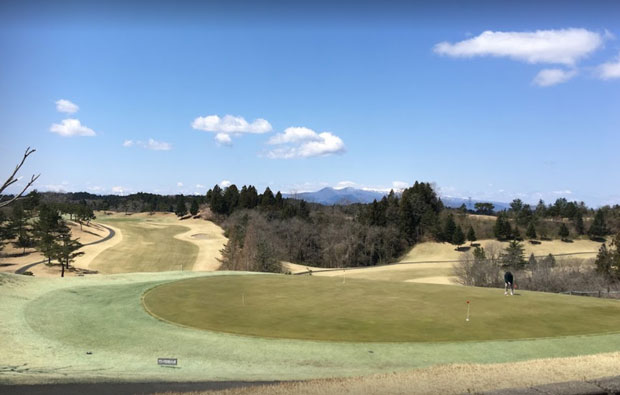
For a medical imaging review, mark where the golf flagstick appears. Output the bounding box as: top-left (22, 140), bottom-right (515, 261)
top-left (466, 300), bottom-right (470, 321)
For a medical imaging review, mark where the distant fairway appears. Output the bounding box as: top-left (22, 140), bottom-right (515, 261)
top-left (90, 217), bottom-right (198, 273)
top-left (143, 275), bottom-right (620, 342)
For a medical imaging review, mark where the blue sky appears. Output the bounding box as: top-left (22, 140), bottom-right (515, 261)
top-left (1, 1), bottom-right (619, 206)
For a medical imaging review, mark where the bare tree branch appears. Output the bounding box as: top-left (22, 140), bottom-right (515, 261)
top-left (0, 147), bottom-right (40, 208)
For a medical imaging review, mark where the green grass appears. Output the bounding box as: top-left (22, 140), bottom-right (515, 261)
top-left (5, 271), bottom-right (620, 385)
top-left (143, 275), bottom-right (620, 342)
top-left (91, 217), bottom-right (198, 273)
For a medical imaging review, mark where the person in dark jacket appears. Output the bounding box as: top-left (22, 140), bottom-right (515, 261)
top-left (504, 271), bottom-right (514, 295)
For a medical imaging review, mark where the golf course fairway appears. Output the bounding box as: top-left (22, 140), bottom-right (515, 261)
top-left (143, 275), bottom-right (620, 342)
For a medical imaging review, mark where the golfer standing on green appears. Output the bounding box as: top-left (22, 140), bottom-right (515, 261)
top-left (504, 271), bottom-right (514, 296)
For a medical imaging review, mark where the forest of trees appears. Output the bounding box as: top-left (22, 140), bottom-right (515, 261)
top-left (3, 183), bottom-right (620, 278)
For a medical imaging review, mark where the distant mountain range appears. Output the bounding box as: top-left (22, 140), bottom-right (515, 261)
top-left (284, 187), bottom-right (510, 211)
top-left (283, 187), bottom-right (386, 206)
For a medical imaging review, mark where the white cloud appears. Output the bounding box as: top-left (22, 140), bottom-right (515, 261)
top-left (87, 186), bottom-right (105, 192)
top-left (533, 68), bottom-right (577, 86)
top-left (144, 138), bottom-right (171, 151)
top-left (177, 182), bottom-right (184, 187)
top-left (55, 99), bottom-right (79, 114)
top-left (434, 28), bottom-right (603, 65)
top-left (220, 180), bottom-right (232, 188)
top-left (215, 133), bottom-right (232, 145)
top-left (123, 138), bottom-right (171, 151)
top-left (111, 186), bottom-right (125, 195)
top-left (192, 114), bottom-right (272, 145)
top-left (267, 127), bottom-right (345, 159)
top-left (50, 119), bottom-right (96, 137)
top-left (553, 190), bottom-right (573, 195)
top-left (597, 52), bottom-right (620, 80)
top-left (268, 127), bottom-right (318, 144)
top-left (392, 181), bottom-right (409, 190)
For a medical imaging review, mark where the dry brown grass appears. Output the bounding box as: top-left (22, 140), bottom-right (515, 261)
top-left (161, 352), bottom-right (620, 395)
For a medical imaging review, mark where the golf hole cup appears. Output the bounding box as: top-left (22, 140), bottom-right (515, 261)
top-left (466, 300), bottom-right (470, 322)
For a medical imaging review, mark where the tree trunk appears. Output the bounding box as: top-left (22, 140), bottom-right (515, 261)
top-left (61, 262), bottom-right (65, 277)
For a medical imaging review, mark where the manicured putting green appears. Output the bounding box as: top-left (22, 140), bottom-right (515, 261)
top-left (143, 275), bottom-right (620, 342)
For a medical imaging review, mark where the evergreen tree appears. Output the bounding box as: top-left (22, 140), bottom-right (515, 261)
top-left (501, 240), bottom-right (526, 268)
top-left (34, 205), bottom-right (64, 265)
top-left (260, 187), bottom-right (276, 208)
top-left (0, 211), bottom-right (11, 252)
top-left (574, 213), bottom-right (585, 235)
top-left (588, 210), bottom-right (607, 238)
top-left (512, 226), bottom-right (521, 240)
top-left (223, 185), bottom-right (239, 214)
top-left (558, 223), bottom-right (570, 240)
top-left (9, 204), bottom-right (33, 254)
top-left (466, 225), bottom-right (477, 244)
top-left (209, 185), bottom-right (226, 214)
top-left (76, 203), bottom-right (95, 230)
top-left (452, 225), bottom-right (465, 247)
top-left (255, 239), bottom-right (281, 273)
top-left (53, 224), bottom-right (84, 277)
top-left (275, 191), bottom-right (284, 208)
top-left (526, 221), bottom-right (537, 240)
top-left (190, 199), bottom-right (200, 216)
top-left (174, 195), bottom-right (188, 216)
top-left (442, 214), bottom-right (456, 243)
top-left (494, 214), bottom-right (512, 240)
top-left (594, 234), bottom-right (620, 281)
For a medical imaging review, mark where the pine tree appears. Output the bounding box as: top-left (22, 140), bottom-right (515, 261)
top-left (223, 185), bottom-right (239, 214)
top-left (442, 214), bottom-right (456, 243)
top-left (209, 185), bottom-right (226, 214)
top-left (53, 224), bottom-right (84, 277)
top-left (558, 223), bottom-right (570, 241)
top-left (452, 225), bottom-right (465, 248)
top-left (467, 226), bottom-right (477, 244)
top-left (9, 204), bottom-right (33, 254)
top-left (494, 214), bottom-right (512, 240)
top-left (0, 211), bottom-right (11, 252)
top-left (574, 213), bottom-right (585, 235)
top-left (275, 191), bottom-right (284, 208)
top-left (526, 221), bottom-right (537, 240)
top-left (34, 205), bottom-right (64, 265)
top-left (502, 240), bottom-right (526, 268)
top-left (260, 187), bottom-right (276, 207)
top-left (174, 195), bottom-right (188, 217)
top-left (588, 210), bottom-right (607, 238)
top-left (189, 199), bottom-right (199, 216)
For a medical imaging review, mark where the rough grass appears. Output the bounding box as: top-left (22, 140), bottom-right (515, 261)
top-left (143, 275), bottom-right (620, 342)
top-left (166, 352), bottom-right (620, 395)
top-left (90, 217), bottom-right (198, 273)
top-left (4, 272), bottom-right (620, 385)
top-left (399, 238), bottom-right (602, 263)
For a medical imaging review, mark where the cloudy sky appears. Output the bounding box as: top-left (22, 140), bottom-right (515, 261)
top-left (0, 1), bottom-right (619, 205)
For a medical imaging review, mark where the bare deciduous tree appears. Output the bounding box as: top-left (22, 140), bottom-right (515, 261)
top-left (0, 147), bottom-right (40, 208)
